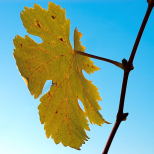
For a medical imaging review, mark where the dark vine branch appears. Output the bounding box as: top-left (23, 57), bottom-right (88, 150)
top-left (76, 1), bottom-right (154, 153)
top-left (102, 1), bottom-right (154, 154)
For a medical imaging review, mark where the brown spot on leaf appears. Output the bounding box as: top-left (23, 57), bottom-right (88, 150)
top-left (35, 20), bottom-right (41, 28)
top-left (59, 38), bottom-right (64, 42)
top-left (55, 111), bottom-right (58, 114)
top-left (20, 44), bottom-right (23, 48)
top-left (52, 81), bottom-right (57, 86)
top-left (51, 15), bottom-right (56, 19)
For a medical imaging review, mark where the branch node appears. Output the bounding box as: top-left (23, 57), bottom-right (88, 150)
top-left (122, 59), bottom-right (134, 72)
top-left (117, 112), bottom-right (129, 122)
top-left (122, 113), bottom-right (129, 121)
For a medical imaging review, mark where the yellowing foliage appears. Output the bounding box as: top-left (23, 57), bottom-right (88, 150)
top-left (13, 2), bottom-right (107, 149)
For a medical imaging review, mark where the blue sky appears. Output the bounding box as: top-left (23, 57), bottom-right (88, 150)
top-left (0, 0), bottom-right (154, 154)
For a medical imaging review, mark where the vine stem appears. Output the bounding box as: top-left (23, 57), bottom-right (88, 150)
top-left (102, 2), bottom-right (153, 154)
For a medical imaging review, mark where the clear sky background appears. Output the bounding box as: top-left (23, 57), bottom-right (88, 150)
top-left (0, 0), bottom-right (154, 154)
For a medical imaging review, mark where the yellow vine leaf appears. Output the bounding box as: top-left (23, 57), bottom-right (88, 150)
top-left (13, 2), bottom-right (107, 149)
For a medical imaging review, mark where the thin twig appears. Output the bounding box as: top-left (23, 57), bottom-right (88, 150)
top-left (75, 50), bottom-right (124, 69)
top-left (102, 3), bottom-right (153, 154)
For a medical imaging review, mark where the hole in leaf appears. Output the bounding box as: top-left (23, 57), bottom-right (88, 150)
top-left (78, 99), bottom-right (85, 111)
top-left (41, 80), bottom-right (52, 95)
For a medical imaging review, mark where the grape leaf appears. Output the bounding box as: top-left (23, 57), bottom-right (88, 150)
top-left (13, 2), bottom-right (107, 149)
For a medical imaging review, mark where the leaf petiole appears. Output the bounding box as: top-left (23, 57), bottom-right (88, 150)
top-left (75, 50), bottom-right (124, 70)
